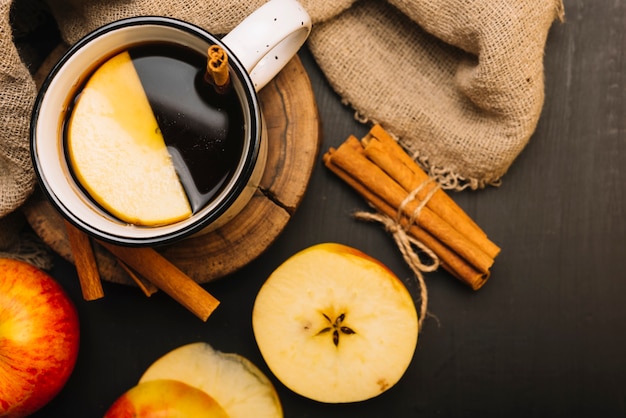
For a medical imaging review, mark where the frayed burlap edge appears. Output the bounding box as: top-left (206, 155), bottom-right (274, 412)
top-left (348, 107), bottom-right (499, 191)
top-left (309, 0), bottom-right (565, 190)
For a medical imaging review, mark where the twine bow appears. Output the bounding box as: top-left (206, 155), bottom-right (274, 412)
top-left (355, 179), bottom-right (441, 331)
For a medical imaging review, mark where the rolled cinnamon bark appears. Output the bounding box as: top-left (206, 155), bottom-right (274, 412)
top-left (323, 126), bottom-right (500, 290)
top-left (323, 150), bottom-right (489, 290)
top-left (362, 125), bottom-right (501, 259)
top-left (328, 137), bottom-right (494, 275)
top-left (117, 260), bottom-right (159, 297)
top-left (64, 220), bottom-right (104, 300)
top-left (98, 241), bottom-right (220, 321)
top-left (206, 45), bottom-right (230, 93)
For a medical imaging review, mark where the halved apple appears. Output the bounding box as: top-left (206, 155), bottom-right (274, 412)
top-left (66, 51), bottom-right (192, 225)
top-left (104, 379), bottom-right (229, 417)
top-left (139, 342), bottom-right (282, 418)
top-left (252, 242), bottom-right (419, 403)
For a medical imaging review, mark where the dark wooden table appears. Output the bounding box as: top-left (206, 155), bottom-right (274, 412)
top-left (29, 1), bottom-right (625, 416)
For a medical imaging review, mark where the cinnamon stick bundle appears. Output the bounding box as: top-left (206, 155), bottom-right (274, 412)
top-left (323, 125), bottom-right (500, 290)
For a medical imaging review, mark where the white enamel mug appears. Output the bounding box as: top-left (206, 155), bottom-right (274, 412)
top-left (31, 0), bottom-right (311, 246)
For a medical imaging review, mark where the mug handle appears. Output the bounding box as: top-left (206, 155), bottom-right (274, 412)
top-left (221, 0), bottom-right (311, 92)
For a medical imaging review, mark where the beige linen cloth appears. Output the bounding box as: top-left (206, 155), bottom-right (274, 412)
top-left (0, 0), bottom-right (563, 261)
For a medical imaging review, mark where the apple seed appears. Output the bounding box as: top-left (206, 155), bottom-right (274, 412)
top-left (316, 312), bottom-right (356, 347)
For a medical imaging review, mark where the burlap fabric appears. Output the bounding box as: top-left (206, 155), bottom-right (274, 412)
top-left (0, 0), bottom-right (563, 256)
top-left (310, 0), bottom-right (564, 189)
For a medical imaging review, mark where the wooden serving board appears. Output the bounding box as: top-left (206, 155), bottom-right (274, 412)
top-left (24, 45), bottom-right (321, 285)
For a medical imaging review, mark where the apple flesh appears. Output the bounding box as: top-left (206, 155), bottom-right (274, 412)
top-left (104, 379), bottom-right (229, 417)
top-left (67, 50), bottom-right (192, 225)
top-left (0, 258), bottom-right (80, 417)
top-left (139, 342), bottom-right (282, 418)
top-left (252, 243), bottom-right (419, 403)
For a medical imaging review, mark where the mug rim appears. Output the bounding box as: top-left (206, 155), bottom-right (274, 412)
top-left (31, 16), bottom-right (263, 246)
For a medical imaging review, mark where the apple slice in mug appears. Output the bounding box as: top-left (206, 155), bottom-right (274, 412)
top-left (139, 342), bottom-right (282, 418)
top-left (252, 243), bottom-right (419, 403)
top-left (66, 51), bottom-right (192, 226)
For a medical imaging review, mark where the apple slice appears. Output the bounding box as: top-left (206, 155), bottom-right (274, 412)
top-left (66, 51), bottom-right (191, 225)
top-left (252, 243), bottom-right (419, 403)
top-left (139, 342), bottom-right (282, 418)
top-left (104, 379), bottom-right (229, 417)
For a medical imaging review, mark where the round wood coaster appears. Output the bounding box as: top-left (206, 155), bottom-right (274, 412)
top-left (24, 45), bottom-right (321, 285)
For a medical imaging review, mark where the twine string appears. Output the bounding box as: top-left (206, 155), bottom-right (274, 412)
top-left (354, 178), bottom-right (441, 331)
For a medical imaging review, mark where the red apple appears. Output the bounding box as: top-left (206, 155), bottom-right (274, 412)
top-left (0, 258), bottom-right (80, 417)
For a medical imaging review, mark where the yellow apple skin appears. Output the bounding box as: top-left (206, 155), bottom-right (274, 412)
top-left (252, 242), bottom-right (419, 403)
top-left (104, 379), bottom-right (229, 418)
top-left (0, 258), bottom-right (80, 418)
top-left (302, 242), bottom-right (397, 274)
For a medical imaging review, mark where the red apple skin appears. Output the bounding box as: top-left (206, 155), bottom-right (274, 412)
top-left (104, 379), bottom-right (229, 418)
top-left (0, 258), bottom-right (80, 418)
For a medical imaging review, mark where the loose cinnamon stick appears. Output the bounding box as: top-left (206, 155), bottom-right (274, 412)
top-left (206, 45), bottom-right (230, 93)
top-left (97, 241), bottom-right (219, 321)
top-left (362, 126), bottom-right (501, 259)
top-left (64, 220), bottom-right (104, 300)
top-left (117, 260), bottom-right (159, 297)
top-left (329, 137), bottom-right (494, 275)
top-left (323, 151), bottom-right (488, 290)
